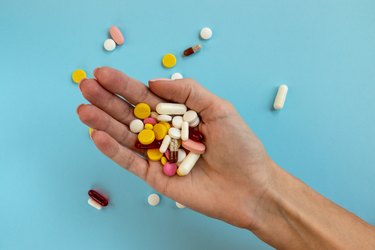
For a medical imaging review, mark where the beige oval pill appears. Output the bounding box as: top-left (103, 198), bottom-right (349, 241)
top-left (273, 84), bottom-right (288, 110)
top-left (109, 26), bottom-right (124, 45)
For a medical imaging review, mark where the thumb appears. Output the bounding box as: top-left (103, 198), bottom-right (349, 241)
top-left (148, 78), bottom-right (219, 114)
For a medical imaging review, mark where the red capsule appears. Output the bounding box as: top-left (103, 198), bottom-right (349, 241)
top-left (189, 127), bottom-right (204, 142)
top-left (88, 190), bottom-right (108, 207)
top-left (183, 44), bottom-right (202, 56)
top-left (169, 138), bottom-right (178, 163)
top-left (135, 140), bottom-right (162, 149)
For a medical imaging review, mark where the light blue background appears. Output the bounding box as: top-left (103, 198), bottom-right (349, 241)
top-left (1, 0), bottom-right (374, 249)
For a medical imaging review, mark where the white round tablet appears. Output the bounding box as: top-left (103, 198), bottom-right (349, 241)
top-left (171, 72), bottom-right (183, 80)
top-left (129, 119), bottom-right (144, 133)
top-left (172, 116), bottom-right (183, 129)
top-left (200, 27), bottom-right (213, 40)
top-left (104, 38), bottom-right (116, 51)
top-left (176, 202), bottom-right (186, 209)
top-left (148, 193), bottom-right (160, 206)
top-left (168, 127), bottom-right (181, 139)
top-left (183, 110), bottom-right (198, 123)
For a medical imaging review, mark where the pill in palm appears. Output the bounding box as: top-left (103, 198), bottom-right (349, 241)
top-left (181, 121), bottom-right (189, 141)
top-left (168, 127), bottom-right (181, 139)
top-left (130, 119), bottom-right (144, 133)
top-left (177, 149), bottom-right (186, 163)
top-left (157, 114), bottom-right (172, 122)
top-left (156, 103), bottom-right (187, 115)
top-left (177, 152), bottom-right (201, 176)
top-left (172, 116), bottom-right (183, 129)
top-left (148, 193), bottom-right (160, 206)
top-left (273, 84), bottom-right (288, 110)
top-left (159, 135), bottom-right (171, 153)
top-left (163, 162), bottom-right (177, 176)
top-left (182, 139), bottom-right (206, 154)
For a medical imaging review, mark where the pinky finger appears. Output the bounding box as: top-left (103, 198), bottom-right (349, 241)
top-left (91, 130), bottom-right (149, 180)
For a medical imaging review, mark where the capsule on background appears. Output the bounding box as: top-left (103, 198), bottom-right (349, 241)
top-left (183, 44), bottom-right (202, 56)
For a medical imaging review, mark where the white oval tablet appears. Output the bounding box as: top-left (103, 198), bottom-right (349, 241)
top-left (156, 103), bottom-right (187, 115)
top-left (159, 135), bottom-right (171, 153)
top-left (148, 193), bottom-right (160, 206)
top-left (104, 38), bottom-right (116, 51)
top-left (181, 121), bottom-right (189, 141)
top-left (183, 110), bottom-right (198, 124)
top-left (176, 202), bottom-right (186, 209)
top-left (177, 149), bottom-right (186, 163)
top-left (200, 27), bottom-right (213, 40)
top-left (273, 84), bottom-right (288, 110)
top-left (168, 127), bottom-right (181, 139)
top-left (172, 116), bottom-right (183, 129)
top-left (177, 152), bottom-right (200, 176)
top-left (129, 119), bottom-right (144, 133)
top-left (157, 114), bottom-right (172, 122)
top-left (171, 72), bottom-right (183, 80)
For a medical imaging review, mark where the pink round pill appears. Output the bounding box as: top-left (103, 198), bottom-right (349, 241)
top-left (144, 117), bottom-right (157, 125)
top-left (109, 26), bottom-right (124, 45)
top-left (163, 162), bottom-right (177, 176)
top-left (182, 139), bottom-right (206, 154)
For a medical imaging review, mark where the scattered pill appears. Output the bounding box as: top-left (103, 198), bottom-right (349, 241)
top-left (138, 129), bottom-right (155, 145)
top-left (88, 198), bottom-right (102, 210)
top-left (130, 119), bottom-right (144, 133)
top-left (145, 123), bottom-right (153, 130)
top-left (171, 72), bottom-right (183, 80)
top-left (135, 140), bottom-right (162, 149)
top-left (144, 117), bottom-right (157, 125)
top-left (88, 190), bottom-right (109, 207)
top-left (104, 38), bottom-right (116, 51)
top-left (72, 69), bottom-right (87, 84)
top-left (177, 149), bottom-right (187, 163)
top-left (177, 152), bottom-right (200, 176)
top-left (159, 135), bottom-right (171, 153)
top-left (172, 116), bottom-right (183, 129)
top-left (183, 44), bottom-right (202, 56)
top-left (200, 27), bottom-right (213, 40)
top-left (109, 25), bottom-right (124, 45)
top-left (157, 114), bottom-right (172, 122)
top-left (156, 103), bottom-right (187, 115)
top-left (162, 53), bottom-right (177, 68)
top-left (134, 103), bottom-right (151, 119)
top-left (163, 162), bottom-right (177, 176)
top-left (168, 127), bottom-right (181, 139)
top-left (153, 123), bottom-right (168, 140)
top-left (148, 193), bottom-right (160, 206)
top-left (273, 84), bottom-right (288, 110)
top-left (176, 202), bottom-right (186, 209)
top-left (147, 149), bottom-right (163, 161)
top-left (161, 156), bottom-right (167, 165)
top-left (182, 139), bottom-right (206, 154)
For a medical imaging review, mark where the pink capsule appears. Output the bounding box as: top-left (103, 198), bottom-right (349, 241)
top-left (189, 127), bottom-right (204, 142)
top-left (144, 117), bottom-right (157, 125)
top-left (88, 190), bottom-right (109, 207)
top-left (135, 140), bottom-right (162, 149)
top-left (109, 26), bottom-right (124, 45)
top-left (163, 162), bottom-right (177, 176)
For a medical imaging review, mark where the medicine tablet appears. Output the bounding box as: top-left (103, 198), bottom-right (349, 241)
top-left (144, 124), bottom-right (153, 130)
top-left (177, 149), bottom-right (186, 163)
top-left (153, 123), bottom-right (168, 140)
top-left (156, 103), bottom-right (187, 115)
top-left (147, 149), bottom-right (163, 161)
top-left (168, 127), bottom-right (181, 139)
top-left (183, 110), bottom-right (198, 124)
top-left (159, 135), bottom-right (171, 153)
top-left (163, 162), bottom-right (177, 176)
top-left (104, 38), bottom-right (116, 51)
top-left (200, 27), bottom-right (213, 40)
top-left (134, 103), bottom-right (151, 119)
top-left (181, 121), bottom-right (189, 141)
top-left (88, 198), bottom-right (102, 210)
top-left (148, 193), bottom-right (160, 206)
top-left (172, 116), bottom-right (183, 129)
top-left (189, 117), bottom-right (200, 127)
top-left (171, 72), bottom-right (183, 80)
top-left (161, 156), bottom-right (167, 165)
top-left (273, 84), bottom-right (288, 110)
top-left (177, 152), bottom-right (200, 176)
top-left (144, 117), bottom-right (157, 125)
top-left (157, 114), bottom-right (172, 122)
top-left (162, 53), bottom-right (177, 68)
top-left (130, 119), bottom-right (144, 133)
top-left (109, 25), bottom-right (124, 45)
top-left (176, 202), bottom-right (186, 209)
top-left (150, 111), bottom-right (159, 119)
top-left (72, 69), bottom-right (87, 84)
top-left (138, 129), bottom-right (155, 145)
top-left (182, 139), bottom-right (206, 154)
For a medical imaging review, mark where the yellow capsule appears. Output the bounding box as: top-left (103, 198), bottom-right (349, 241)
top-left (147, 149), bottom-right (163, 161)
top-left (138, 129), bottom-right (155, 145)
top-left (72, 69), bottom-right (87, 84)
top-left (159, 121), bottom-right (171, 131)
top-left (153, 123), bottom-right (168, 140)
top-left (134, 103), bottom-right (151, 119)
top-left (161, 156), bottom-right (167, 166)
top-left (162, 53), bottom-right (177, 68)
top-left (144, 124), bottom-right (153, 130)
top-left (176, 169), bottom-right (183, 176)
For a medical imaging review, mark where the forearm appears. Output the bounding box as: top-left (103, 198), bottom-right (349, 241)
top-left (250, 162), bottom-right (375, 249)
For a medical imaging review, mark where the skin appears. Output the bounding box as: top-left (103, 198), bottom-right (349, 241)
top-left (77, 67), bottom-right (375, 249)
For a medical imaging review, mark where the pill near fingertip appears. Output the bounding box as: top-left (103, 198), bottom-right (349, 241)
top-left (163, 162), bottom-right (177, 176)
top-left (103, 38), bottom-right (116, 51)
top-left (130, 119), bottom-right (144, 133)
top-left (157, 114), bottom-right (172, 122)
top-left (273, 84), bottom-right (288, 110)
top-left (200, 27), bottom-right (213, 40)
top-left (189, 127), bottom-right (204, 142)
top-left (156, 103), bottom-right (187, 115)
top-left (148, 193), bottom-right (160, 206)
top-left (168, 127), bottom-right (181, 139)
top-left (150, 111), bottom-right (159, 119)
top-left (181, 121), bottom-right (189, 141)
top-left (182, 139), bottom-right (206, 154)
top-left (88, 198), bottom-right (102, 210)
top-left (171, 72), bottom-right (183, 80)
top-left (109, 26), bottom-right (124, 45)
top-left (72, 69), bottom-right (87, 84)
top-left (177, 152), bottom-right (200, 176)
top-left (176, 202), bottom-right (186, 209)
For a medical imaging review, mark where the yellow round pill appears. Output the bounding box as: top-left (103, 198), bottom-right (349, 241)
top-left (162, 53), bottom-right (177, 68)
top-left (72, 69), bottom-right (87, 84)
top-left (147, 149), bottom-right (163, 161)
top-left (138, 129), bottom-right (155, 145)
top-left (153, 123), bottom-right (168, 140)
top-left (161, 156), bottom-right (167, 166)
top-left (144, 124), bottom-right (153, 130)
top-left (159, 121), bottom-right (171, 131)
top-left (134, 103), bottom-right (151, 119)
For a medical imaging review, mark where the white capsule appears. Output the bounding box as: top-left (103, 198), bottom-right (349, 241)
top-left (157, 114), bottom-right (172, 122)
top-left (171, 72), bottom-right (183, 80)
top-left (159, 135), bottom-right (171, 153)
top-left (129, 119), bottom-right (144, 133)
top-left (168, 127), bottom-right (181, 139)
top-left (88, 198), bottom-right (102, 210)
top-left (181, 121), bottom-right (189, 141)
top-left (177, 149), bottom-right (186, 163)
top-left (172, 116), bottom-right (183, 129)
top-left (148, 193), bottom-right (160, 206)
top-left (150, 111), bottom-right (159, 119)
top-left (200, 27), bottom-right (213, 40)
top-left (183, 110), bottom-right (198, 124)
top-left (175, 202), bottom-right (186, 209)
top-left (103, 38), bottom-right (116, 51)
top-left (177, 152), bottom-right (200, 176)
top-left (189, 117), bottom-right (200, 127)
top-left (156, 103), bottom-right (187, 115)
top-left (273, 84), bottom-right (288, 110)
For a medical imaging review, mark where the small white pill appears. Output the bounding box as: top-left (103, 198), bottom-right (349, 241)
top-left (171, 72), bottom-right (183, 80)
top-left (176, 202), bottom-right (186, 209)
top-left (156, 103), bottom-right (187, 115)
top-left (104, 38), bottom-right (116, 51)
top-left (177, 152), bottom-right (200, 176)
top-left (172, 116), bottom-right (183, 129)
top-left (177, 149), bottom-right (186, 163)
top-left (189, 117), bottom-right (200, 127)
top-left (200, 27), bottom-right (213, 40)
top-left (181, 121), bottom-right (189, 141)
top-left (168, 127), bottom-right (181, 139)
top-left (183, 110), bottom-right (198, 123)
top-left (129, 119), bottom-right (144, 133)
top-left (148, 193), bottom-right (160, 206)
top-left (159, 135), bottom-right (171, 153)
top-left (88, 198), bottom-right (102, 210)
top-left (157, 114), bottom-right (172, 122)
top-left (273, 84), bottom-right (288, 110)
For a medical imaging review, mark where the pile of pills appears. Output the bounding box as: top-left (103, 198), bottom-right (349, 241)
top-left (130, 102), bottom-right (205, 177)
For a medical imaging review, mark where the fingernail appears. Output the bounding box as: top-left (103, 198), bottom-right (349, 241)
top-left (148, 78), bottom-right (172, 83)
top-left (78, 78), bottom-right (86, 90)
top-left (76, 104), bottom-right (85, 114)
top-left (93, 67), bottom-right (101, 79)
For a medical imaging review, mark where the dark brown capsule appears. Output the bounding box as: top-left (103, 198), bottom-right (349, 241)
top-left (169, 138), bottom-right (179, 163)
top-left (88, 190), bottom-right (109, 207)
top-left (183, 44), bottom-right (202, 56)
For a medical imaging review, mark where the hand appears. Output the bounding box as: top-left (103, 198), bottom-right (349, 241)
top-left (77, 67), bottom-right (275, 229)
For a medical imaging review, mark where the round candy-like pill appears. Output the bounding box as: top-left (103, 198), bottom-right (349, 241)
top-left (147, 149), bottom-right (163, 161)
top-left (104, 38), bottom-right (116, 51)
top-left (200, 27), bottom-right (213, 40)
top-left (72, 69), bottom-right (87, 84)
top-left (144, 117), bottom-right (157, 125)
top-left (171, 72), bottom-right (183, 80)
top-left (163, 162), bottom-right (177, 176)
top-left (157, 114), bottom-right (172, 122)
top-left (138, 129), bottom-right (155, 145)
top-left (172, 116), bottom-right (183, 129)
top-left (134, 103), bottom-right (151, 119)
top-left (161, 156), bottom-right (167, 165)
top-left (176, 202), bottom-right (186, 209)
top-left (153, 123), bottom-right (168, 140)
top-left (168, 127), bottom-right (181, 139)
top-left (109, 25), bottom-right (124, 45)
top-left (130, 119), bottom-right (144, 133)
top-left (144, 124), bottom-right (153, 130)
top-left (148, 193), bottom-right (160, 206)
top-left (162, 53), bottom-right (177, 68)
